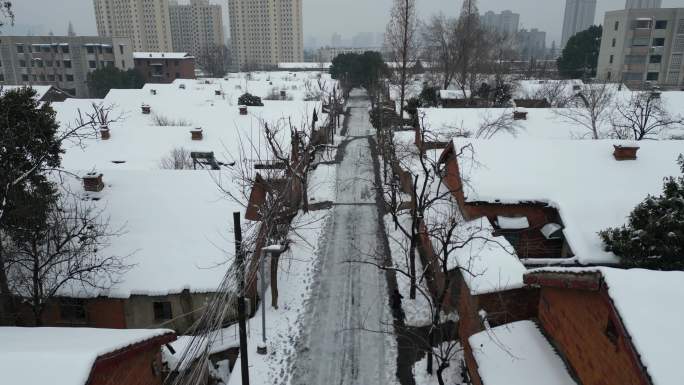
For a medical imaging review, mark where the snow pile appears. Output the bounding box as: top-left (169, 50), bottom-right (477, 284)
top-left (57, 170), bottom-right (244, 298)
top-left (455, 138), bottom-right (683, 264)
top-left (0, 327), bottom-right (173, 385)
top-left (468, 321), bottom-right (576, 385)
top-left (227, 210), bottom-right (331, 385)
top-left (308, 164), bottom-right (337, 204)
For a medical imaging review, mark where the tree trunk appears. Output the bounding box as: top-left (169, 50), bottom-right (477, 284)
top-left (409, 232), bottom-right (417, 300)
top-left (270, 253), bottom-right (280, 309)
top-left (436, 363), bottom-right (447, 385)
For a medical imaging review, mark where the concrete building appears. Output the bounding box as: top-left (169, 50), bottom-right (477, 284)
top-left (169, 0), bottom-right (224, 58)
top-left (134, 52), bottom-right (195, 83)
top-left (228, 0), bottom-right (304, 70)
top-left (481, 10), bottom-right (520, 36)
top-left (93, 0), bottom-right (173, 52)
top-left (597, 8), bottom-right (684, 88)
top-left (517, 29), bottom-right (548, 60)
top-left (0, 35), bottom-right (134, 98)
top-left (626, 0), bottom-right (662, 9)
top-left (561, 0), bottom-right (597, 47)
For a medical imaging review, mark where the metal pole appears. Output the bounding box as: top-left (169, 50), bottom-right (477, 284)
top-left (261, 251), bottom-right (267, 344)
top-left (233, 212), bottom-right (250, 385)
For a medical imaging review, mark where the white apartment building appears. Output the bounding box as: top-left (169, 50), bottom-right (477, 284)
top-left (626, 0), bottom-right (662, 9)
top-left (169, 0), bottom-right (224, 58)
top-left (597, 8), bottom-right (684, 88)
top-left (93, 0), bottom-right (173, 52)
top-left (561, 0), bottom-right (597, 47)
top-left (228, 0), bottom-right (304, 70)
top-left (481, 10), bottom-right (520, 36)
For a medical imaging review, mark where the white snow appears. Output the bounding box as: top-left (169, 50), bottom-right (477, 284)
top-left (413, 342), bottom-right (465, 385)
top-left (468, 320), bottom-right (577, 385)
top-left (0, 327), bottom-right (173, 385)
top-left (529, 267), bottom-right (684, 385)
top-left (57, 170), bottom-right (244, 298)
top-left (496, 216), bottom-right (530, 230)
top-left (133, 52), bottom-right (193, 59)
top-left (447, 218), bottom-right (526, 296)
top-left (454, 138), bottom-right (683, 265)
top-left (439, 89), bottom-right (471, 100)
top-left (308, 163), bottom-right (337, 203)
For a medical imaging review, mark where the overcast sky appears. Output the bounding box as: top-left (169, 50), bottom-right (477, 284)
top-left (3, 0), bottom-right (684, 46)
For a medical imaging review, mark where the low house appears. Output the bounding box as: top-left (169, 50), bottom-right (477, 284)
top-left (134, 52), bottom-right (196, 84)
top-left (1, 84), bottom-right (70, 102)
top-left (439, 138), bottom-right (683, 266)
top-left (524, 267), bottom-right (684, 385)
top-left (0, 327), bottom-right (175, 385)
top-left (466, 320), bottom-right (577, 385)
top-left (438, 89), bottom-right (487, 108)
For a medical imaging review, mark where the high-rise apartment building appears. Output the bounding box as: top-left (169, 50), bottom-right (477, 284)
top-left (597, 8), bottom-right (684, 88)
top-left (517, 29), bottom-right (548, 60)
top-left (561, 0), bottom-right (597, 47)
top-left (93, 0), bottom-right (173, 52)
top-left (0, 35), bottom-right (134, 98)
top-left (228, 0), bottom-right (304, 70)
top-left (481, 10), bottom-right (520, 36)
top-left (625, 0), bottom-right (663, 9)
top-left (169, 0), bottom-right (224, 58)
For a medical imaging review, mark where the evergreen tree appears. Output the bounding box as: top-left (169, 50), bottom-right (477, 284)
top-left (557, 25), bottom-right (602, 79)
top-left (238, 93), bottom-right (263, 106)
top-left (600, 156), bottom-right (684, 270)
top-left (87, 66), bottom-right (145, 98)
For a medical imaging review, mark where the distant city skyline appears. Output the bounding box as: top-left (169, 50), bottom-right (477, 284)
top-left (3, 0), bottom-right (683, 48)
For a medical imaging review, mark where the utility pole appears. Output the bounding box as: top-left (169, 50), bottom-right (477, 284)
top-left (233, 212), bottom-right (250, 385)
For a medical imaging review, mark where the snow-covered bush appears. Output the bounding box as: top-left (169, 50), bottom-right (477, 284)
top-left (151, 113), bottom-right (192, 127)
top-left (600, 156), bottom-right (684, 270)
top-left (237, 92), bottom-right (264, 106)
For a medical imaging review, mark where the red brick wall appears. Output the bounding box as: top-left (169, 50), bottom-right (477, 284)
top-left (90, 344), bottom-right (165, 385)
top-left (539, 287), bottom-right (650, 385)
top-left (38, 298), bottom-right (127, 329)
top-left (134, 58), bottom-right (195, 84)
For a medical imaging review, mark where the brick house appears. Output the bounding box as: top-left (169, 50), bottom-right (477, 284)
top-left (437, 138), bottom-right (683, 267)
top-left (0, 327), bottom-right (175, 385)
top-left (134, 52), bottom-right (195, 84)
top-left (524, 267), bottom-right (684, 385)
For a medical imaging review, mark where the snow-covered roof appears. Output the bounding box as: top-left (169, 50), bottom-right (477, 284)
top-left (0, 327), bottom-right (174, 385)
top-left (439, 89), bottom-right (471, 100)
top-left (445, 218), bottom-right (526, 295)
top-left (1, 85), bottom-right (57, 101)
top-left (57, 170), bottom-right (244, 298)
top-left (513, 79), bottom-right (583, 100)
top-left (528, 267), bottom-right (684, 385)
top-left (133, 52), bottom-right (193, 59)
top-left (452, 138), bottom-right (683, 265)
top-left (468, 320), bottom-right (577, 385)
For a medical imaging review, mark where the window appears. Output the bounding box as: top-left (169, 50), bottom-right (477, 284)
top-left (650, 55), bottom-right (662, 63)
top-left (609, 55), bottom-right (614, 64)
top-left (64, 60), bottom-right (72, 68)
top-left (57, 74), bottom-right (63, 81)
top-left (655, 20), bottom-right (668, 30)
top-left (614, 21), bottom-right (619, 31)
top-left (607, 71), bottom-right (612, 80)
top-left (632, 36), bottom-right (650, 46)
top-left (61, 45), bottom-right (70, 54)
top-left (47, 74), bottom-right (55, 81)
top-left (672, 54), bottom-right (683, 67)
top-left (66, 74), bottom-right (74, 82)
top-left (121, 60), bottom-right (125, 68)
top-left (16, 44), bottom-right (24, 53)
top-left (653, 38), bottom-right (665, 47)
top-left (612, 38), bottom-right (616, 47)
top-left (59, 299), bottom-right (86, 322)
top-left (21, 74), bottom-right (29, 81)
top-left (46, 60), bottom-right (53, 67)
top-left (119, 44), bottom-right (124, 54)
top-left (647, 72), bottom-right (660, 81)
top-left (153, 302), bottom-right (172, 320)
top-left (86, 46), bottom-right (95, 54)
top-left (19, 59), bottom-right (27, 67)
top-left (678, 19), bottom-right (684, 34)
top-left (668, 71), bottom-right (680, 84)
top-left (633, 19), bottom-right (652, 29)
top-left (0, 73), bottom-right (4, 82)
top-left (674, 37), bottom-right (684, 53)
top-left (104, 46), bottom-right (113, 54)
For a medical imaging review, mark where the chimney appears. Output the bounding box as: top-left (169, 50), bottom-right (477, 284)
top-left (100, 124), bottom-right (110, 140)
top-left (215, 90), bottom-right (222, 96)
top-left (83, 172), bottom-right (104, 192)
top-left (141, 103), bottom-right (151, 114)
top-left (150, 89), bottom-right (157, 95)
top-left (513, 109), bottom-right (528, 120)
top-left (613, 145), bottom-right (640, 161)
top-left (239, 105), bottom-right (248, 115)
top-left (191, 127), bottom-right (203, 141)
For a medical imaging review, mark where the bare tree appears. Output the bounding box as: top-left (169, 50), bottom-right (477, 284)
top-left (521, 80), bottom-right (575, 108)
top-left (453, 0), bottom-right (491, 98)
top-left (386, 0), bottom-right (420, 120)
top-left (476, 109), bottom-right (520, 139)
top-left (5, 191), bottom-right (129, 325)
top-left (160, 147), bottom-right (195, 170)
top-left (196, 44), bottom-right (230, 78)
top-left (554, 82), bottom-right (615, 139)
top-left (422, 14), bottom-right (458, 90)
top-left (611, 90), bottom-right (683, 140)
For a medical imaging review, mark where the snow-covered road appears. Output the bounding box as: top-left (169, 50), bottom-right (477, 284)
top-left (290, 90), bottom-right (397, 385)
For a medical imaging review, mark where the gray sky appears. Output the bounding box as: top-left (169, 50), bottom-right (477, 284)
top-left (4, 0), bottom-right (684, 46)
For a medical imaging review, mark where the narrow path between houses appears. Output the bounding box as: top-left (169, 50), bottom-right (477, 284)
top-left (289, 90), bottom-right (398, 385)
